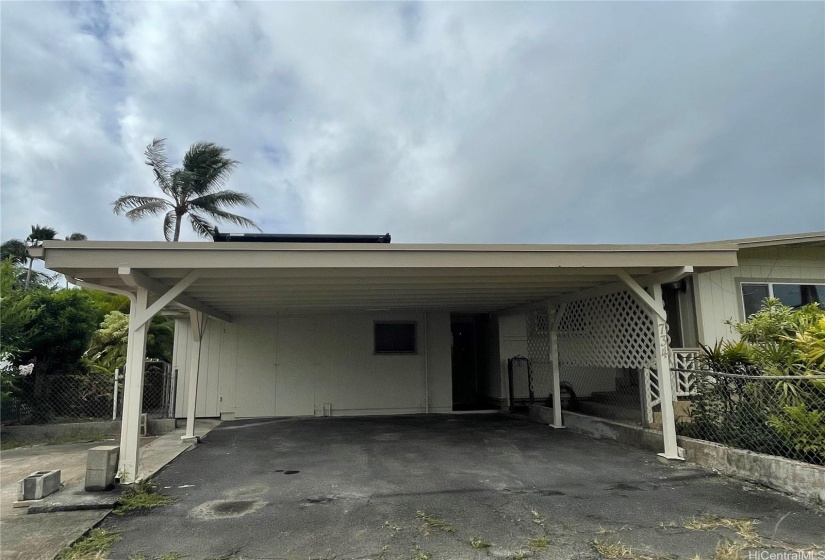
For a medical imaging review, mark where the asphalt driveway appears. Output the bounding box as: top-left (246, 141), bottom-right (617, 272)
top-left (104, 414), bottom-right (824, 559)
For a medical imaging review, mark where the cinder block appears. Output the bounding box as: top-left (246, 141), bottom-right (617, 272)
top-left (85, 445), bottom-right (119, 491)
top-left (18, 470), bottom-right (61, 500)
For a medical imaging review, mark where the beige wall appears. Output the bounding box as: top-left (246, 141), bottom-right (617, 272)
top-left (694, 247), bottom-right (825, 345)
top-left (495, 314), bottom-right (529, 404)
top-left (173, 311), bottom-right (453, 418)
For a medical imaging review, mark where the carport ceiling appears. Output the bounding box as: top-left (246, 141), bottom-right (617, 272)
top-left (35, 241), bottom-right (738, 317)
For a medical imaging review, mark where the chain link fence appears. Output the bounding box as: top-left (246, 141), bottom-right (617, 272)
top-left (1, 361), bottom-right (176, 426)
top-left (675, 367), bottom-right (825, 466)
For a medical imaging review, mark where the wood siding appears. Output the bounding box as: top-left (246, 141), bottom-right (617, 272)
top-left (694, 247), bottom-right (825, 344)
top-left (172, 311), bottom-right (453, 418)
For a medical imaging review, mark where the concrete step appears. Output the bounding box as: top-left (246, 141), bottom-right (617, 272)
top-left (577, 401), bottom-right (641, 423)
top-left (590, 391), bottom-right (640, 405)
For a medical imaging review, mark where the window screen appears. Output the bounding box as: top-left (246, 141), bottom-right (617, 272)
top-left (741, 283), bottom-right (769, 318)
top-left (374, 322), bottom-right (417, 354)
top-left (741, 282), bottom-right (825, 317)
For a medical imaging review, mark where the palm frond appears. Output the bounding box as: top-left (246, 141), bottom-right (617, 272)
top-left (190, 190), bottom-right (258, 210)
top-left (28, 224), bottom-right (58, 243)
top-left (1, 239), bottom-right (29, 265)
top-left (162, 210), bottom-right (177, 242)
top-left (182, 142), bottom-right (239, 195)
top-left (187, 213), bottom-right (216, 239)
top-left (113, 196), bottom-right (172, 222)
top-left (191, 207), bottom-right (260, 231)
top-left (144, 138), bottom-right (173, 195)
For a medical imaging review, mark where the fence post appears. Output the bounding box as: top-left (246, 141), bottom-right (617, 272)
top-left (112, 368), bottom-right (119, 420)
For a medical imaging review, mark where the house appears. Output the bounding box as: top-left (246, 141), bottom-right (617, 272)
top-left (30, 232), bottom-right (824, 481)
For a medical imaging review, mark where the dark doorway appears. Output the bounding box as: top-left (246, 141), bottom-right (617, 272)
top-left (451, 314), bottom-right (496, 411)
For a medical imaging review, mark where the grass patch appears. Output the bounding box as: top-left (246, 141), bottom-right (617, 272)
top-left (55, 528), bottom-right (120, 560)
top-left (412, 547), bottom-right (432, 560)
top-left (592, 539), bottom-right (636, 559)
top-left (416, 510), bottom-right (454, 533)
top-left (711, 540), bottom-right (749, 560)
top-left (683, 516), bottom-right (758, 541)
top-left (114, 479), bottom-right (176, 515)
top-left (0, 438), bottom-right (31, 450)
top-left (528, 536), bottom-right (550, 551)
top-left (470, 537), bottom-right (491, 549)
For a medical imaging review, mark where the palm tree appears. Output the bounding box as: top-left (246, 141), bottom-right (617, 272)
top-left (113, 138), bottom-right (260, 241)
top-left (1, 239), bottom-right (29, 265)
top-left (25, 225), bottom-right (57, 290)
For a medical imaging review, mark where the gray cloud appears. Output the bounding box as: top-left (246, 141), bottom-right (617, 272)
top-left (2, 2), bottom-right (823, 244)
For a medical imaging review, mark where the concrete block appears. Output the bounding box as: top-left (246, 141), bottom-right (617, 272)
top-left (18, 470), bottom-right (61, 501)
top-left (85, 445), bottom-right (119, 491)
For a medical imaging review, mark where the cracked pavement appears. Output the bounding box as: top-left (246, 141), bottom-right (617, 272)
top-left (102, 414), bottom-right (825, 559)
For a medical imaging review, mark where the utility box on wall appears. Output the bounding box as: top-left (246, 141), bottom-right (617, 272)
top-left (85, 445), bottom-right (119, 491)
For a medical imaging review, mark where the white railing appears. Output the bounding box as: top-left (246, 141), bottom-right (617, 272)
top-left (643, 348), bottom-right (701, 424)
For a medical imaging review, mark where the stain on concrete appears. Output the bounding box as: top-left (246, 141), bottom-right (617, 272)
top-left (283, 470), bottom-right (300, 475)
top-left (303, 497), bottom-right (335, 506)
top-left (189, 499), bottom-right (267, 520)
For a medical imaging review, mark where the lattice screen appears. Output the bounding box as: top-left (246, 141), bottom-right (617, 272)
top-left (526, 309), bottom-right (552, 401)
top-left (525, 290), bottom-right (667, 424)
top-left (557, 291), bottom-right (655, 369)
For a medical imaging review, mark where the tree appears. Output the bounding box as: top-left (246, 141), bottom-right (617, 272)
top-left (113, 138), bottom-right (260, 241)
top-left (86, 311), bottom-right (174, 373)
top-left (65, 233), bottom-right (88, 241)
top-left (25, 225), bottom-right (57, 290)
top-left (0, 260), bottom-right (40, 402)
top-left (1, 239), bottom-right (29, 265)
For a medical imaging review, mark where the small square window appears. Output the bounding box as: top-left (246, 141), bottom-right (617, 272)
top-left (374, 322), bottom-right (417, 354)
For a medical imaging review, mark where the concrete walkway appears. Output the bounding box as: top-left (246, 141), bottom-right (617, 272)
top-left (0, 420), bottom-right (218, 560)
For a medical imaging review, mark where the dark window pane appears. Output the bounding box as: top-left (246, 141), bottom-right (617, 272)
top-left (773, 284), bottom-right (803, 309)
top-left (375, 323), bottom-right (417, 353)
top-left (741, 284), bottom-right (769, 317)
top-left (816, 286), bottom-right (825, 305)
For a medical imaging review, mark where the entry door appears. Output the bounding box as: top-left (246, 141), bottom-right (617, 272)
top-left (275, 318), bottom-right (317, 416)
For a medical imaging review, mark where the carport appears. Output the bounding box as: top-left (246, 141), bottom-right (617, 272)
top-left (31, 239), bottom-right (738, 482)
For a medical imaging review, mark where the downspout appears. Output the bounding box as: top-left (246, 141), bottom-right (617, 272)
top-left (423, 313), bottom-right (429, 414)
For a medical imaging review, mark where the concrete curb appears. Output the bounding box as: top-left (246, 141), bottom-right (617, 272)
top-left (529, 405), bottom-right (825, 505)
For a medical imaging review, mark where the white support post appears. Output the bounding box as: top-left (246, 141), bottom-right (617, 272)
top-left (183, 310), bottom-right (207, 442)
top-left (548, 302), bottom-right (567, 428)
top-left (118, 287), bottom-right (150, 483)
top-left (112, 368), bottom-right (119, 421)
top-left (617, 271), bottom-right (684, 461)
top-left (651, 284), bottom-right (683, 461)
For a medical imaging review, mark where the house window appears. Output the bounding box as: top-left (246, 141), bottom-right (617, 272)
top-left (741, 282), bottom-right (825, 318)
top-left (374, 322), bottom-right (417, 354)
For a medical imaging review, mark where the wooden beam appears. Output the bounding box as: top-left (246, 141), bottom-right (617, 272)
top-left (119, 267), bottom-right (231, 323)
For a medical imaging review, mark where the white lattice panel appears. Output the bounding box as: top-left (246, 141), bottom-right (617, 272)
top-left (557, 291), bottom-right (655, 369)
top-left (526, 309), bottom-right (552, 400)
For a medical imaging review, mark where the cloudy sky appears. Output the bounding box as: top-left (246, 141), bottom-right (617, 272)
top-left (2, 1), bottom-right (823, 245)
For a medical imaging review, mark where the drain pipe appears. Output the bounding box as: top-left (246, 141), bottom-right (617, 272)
top-left (423, 313), bottom-right (430, 414)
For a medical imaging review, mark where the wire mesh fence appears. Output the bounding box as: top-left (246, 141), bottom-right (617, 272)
top-left (674, 368), bottom-right (825, 466)
top-left (1, 361), bottom-right (176, 426)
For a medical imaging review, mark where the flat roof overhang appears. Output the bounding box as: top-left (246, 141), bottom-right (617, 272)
top-left (32, 241), bottom-right (739, 319)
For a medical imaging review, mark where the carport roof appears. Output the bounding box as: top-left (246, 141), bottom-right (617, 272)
top-left (31, 240), bottom-right (739, 319)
